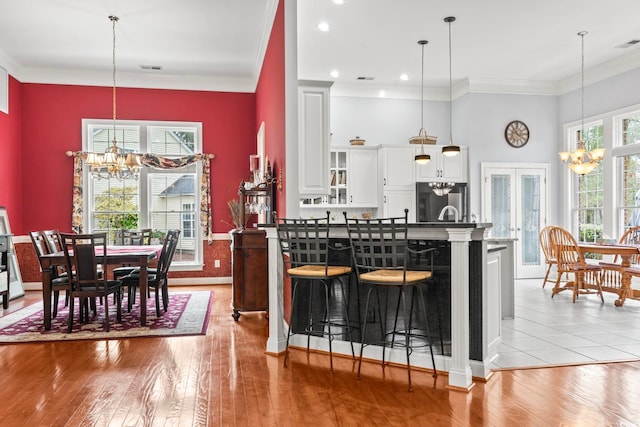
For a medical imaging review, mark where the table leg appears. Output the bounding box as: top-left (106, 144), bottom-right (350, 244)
top-left (41, 268), bottom-right (52, 330)
top-left (615, 256), bottom-right (632, 307)
top-left (139, 260), bottom-right (148, 326)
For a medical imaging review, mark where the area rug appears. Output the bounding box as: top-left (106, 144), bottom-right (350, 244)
top-left (0, 291), bottom-right (212, 343)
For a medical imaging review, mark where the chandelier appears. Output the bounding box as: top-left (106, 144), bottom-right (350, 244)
top-left (442, 16), bottom-right (460, 157)
top-left (558, 31), bottom-right (605, 175)
top-left (85, 16), bottom-right (143, 180)
top-left (413, 40), bottom-right (431, 165)
top-left (429, 182), bottom-right (455, 196)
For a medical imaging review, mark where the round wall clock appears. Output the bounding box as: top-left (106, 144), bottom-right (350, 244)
top-left (504, 120), bottom-right (530, 148)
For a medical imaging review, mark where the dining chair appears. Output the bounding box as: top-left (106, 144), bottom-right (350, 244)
top-left (30, 230), bottom-right (72, 318)
top-left (119, 229), bottom-right (181, 316)
top-left (274, 211), bottom-right (355, 373)
top-left (548, 226), bottom-right (604, 303)
top-left (112, 229), bottom-right (158, 280)
top-left (599, 226), bottom-right (640, 296)
top-left (539, 225), bottom-right (562, 288)
top-left (60, 232), bottom-right (123, 332)
top-left (344, 209), bottom-right (438, 392)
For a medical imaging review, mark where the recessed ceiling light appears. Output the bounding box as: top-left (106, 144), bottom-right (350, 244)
top-left (332, 0), bottom-right (345, 4)
top-left (378, 90), bottom-right (386, 98)
top-left (399, 73), bottom-right (409, 81)
top-left (330, 70), bottom-right (340, 78)
top-left (317, 21), bottom-right (330, 32)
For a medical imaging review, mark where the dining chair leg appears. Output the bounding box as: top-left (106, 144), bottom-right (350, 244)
top-left (67, 296), bottom-right (75, 333)
top-left (53, 291), bottom-right (60, 318)
top-left (542, 263), bottom-right (552, 287)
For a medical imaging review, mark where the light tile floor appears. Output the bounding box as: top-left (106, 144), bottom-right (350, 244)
top-left (492, 278), bottom-right (640, 369)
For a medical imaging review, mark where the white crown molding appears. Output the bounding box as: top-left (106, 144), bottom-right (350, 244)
top-left (556, 48), bottom-right (640, 95)
top-left (15, 67), bottom-right (257, 93)
top-left (464, 78), bottom-right (559, 96)
top-left (331, 83), bottom-right (449, 101)
top-left (252, 0), bottom-right (279, 88)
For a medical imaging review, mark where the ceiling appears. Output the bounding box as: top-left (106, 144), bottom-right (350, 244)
top-left (1, 0), bottom-right (639, 97)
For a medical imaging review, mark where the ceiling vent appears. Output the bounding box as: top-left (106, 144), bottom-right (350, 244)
top-left (356, 76), bottom-right (375, 80)
top-left (615, 40), bottom-right (640, 48)
top-left (140, 65), bottom-right (163, 70)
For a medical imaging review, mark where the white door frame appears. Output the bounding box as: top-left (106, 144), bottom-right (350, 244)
top-left (481, 162), bottom-right (550, 279)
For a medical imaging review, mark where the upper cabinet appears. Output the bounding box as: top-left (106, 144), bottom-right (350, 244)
top-left (379, 146), bottom-right (416, 191)
top-left (301, 147), bottom-right (378, 208)
top-left (415, 145), bottom-right (468, 183)
top-left (298, 81), bottom-right (332, 196)
top-left (348, 147), bottom-right (378, 207)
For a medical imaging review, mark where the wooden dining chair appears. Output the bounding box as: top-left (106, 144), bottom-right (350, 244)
top-left (548, 226), bottom-right (604, 303)
top-left (599, 226), bottom-right (640, 297)
top-left (30, 230), bottom-right (72, 318)
top-left (540, 225), bottom-right (562, 288)
top-left (60, 232), bottom-right (123, 332)
top-left (119, 229), bottom-right (181, 316)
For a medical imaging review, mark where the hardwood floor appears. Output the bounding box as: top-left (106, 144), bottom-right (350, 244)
top-left (1, 285), bottom-right (640, 426)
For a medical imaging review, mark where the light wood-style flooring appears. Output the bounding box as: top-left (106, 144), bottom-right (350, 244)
top-left (1, 285), bottom-right (640, 426)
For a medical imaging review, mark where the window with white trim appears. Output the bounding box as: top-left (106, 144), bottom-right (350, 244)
top-left (618, 113), bottom-right (640, 232)
top-left (571, 121), bottom-right (604, 243)
top-left (83, 119), bottom-right (203, 268)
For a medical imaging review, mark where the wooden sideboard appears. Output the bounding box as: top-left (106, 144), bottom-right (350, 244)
top-left (230, 229), bottom-right (269, 321)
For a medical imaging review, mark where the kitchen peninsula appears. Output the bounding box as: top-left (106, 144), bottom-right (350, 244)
top-left (261, 221), bottom-right (503, 391)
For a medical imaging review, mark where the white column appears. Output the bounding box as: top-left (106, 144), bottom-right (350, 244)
top-left (446, 228), bottom-right (474, 391)
top-left (264, 226), bottom-right (286, 354)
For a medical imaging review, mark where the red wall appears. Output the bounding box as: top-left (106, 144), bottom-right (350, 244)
top-left (256, 0), bottom-right (286, 217)
top-left (20, 84), bottom-right (256, 235)
top-left (0, 76), bottom-right (24, 232)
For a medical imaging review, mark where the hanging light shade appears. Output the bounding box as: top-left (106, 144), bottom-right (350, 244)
top-left (442, 16), bottom-right (460, 157)
top-left (413, 40), bottom-right (431, 165)
top-left (558, 31), bottom-right (604, 175)
top-left (84, 16), bottom-right (143, 181)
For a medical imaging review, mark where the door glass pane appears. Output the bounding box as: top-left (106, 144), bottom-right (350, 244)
top-left (521, 174), bottom-right (541, 266)
top-left (491, 175), bottom-right (511, 238)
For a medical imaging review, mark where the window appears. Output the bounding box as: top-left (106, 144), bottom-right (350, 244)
top-left (84, 120), bottom-right (203, 269)
top-left (619, 114), bottom-right (640, 231)
top-left (182, 203), bottom-right (195, 238)
top-left (573, 123), bottom-right (604, 243)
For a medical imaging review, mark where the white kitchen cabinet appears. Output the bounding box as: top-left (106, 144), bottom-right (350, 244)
top-left (301, 147), bottom-right (378, 208)
top-left (298, 80), bottom-right (332, 196)
top-left (348, 147), bottom-right (378, 207)
top-left (379, 146), bottom-right (416, 191)
top-left (415, 146), bottom-right (468, 183)
top-left (382, 190), bottom-right (416, 222)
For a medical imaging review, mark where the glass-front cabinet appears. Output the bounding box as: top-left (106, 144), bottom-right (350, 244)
top-left (300, 147), bottom-right (378, 208)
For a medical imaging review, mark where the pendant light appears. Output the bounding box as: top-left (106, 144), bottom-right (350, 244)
top-left (414, 40), bottom-right (431, 165)
top-left (558, 31), bottom-right (605, 175)
top-left (84, 16), bottom-right (143, 180)
top-left (442, 16), bottom-right (460, 157)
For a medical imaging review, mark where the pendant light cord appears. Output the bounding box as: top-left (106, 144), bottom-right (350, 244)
top-left (110, 15), bottom-right (119, 144)
top-left (420, 41), bottom-right (425, 132)
top-left (448, 19), bottom-right (453, 143)
top-left (580, 31), bottom-right (586, 145)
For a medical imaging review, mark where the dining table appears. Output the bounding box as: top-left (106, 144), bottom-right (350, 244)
top-left (578, 243), bottom-right (640, 306)
top-left (39, 245), bottom-right (163, 330)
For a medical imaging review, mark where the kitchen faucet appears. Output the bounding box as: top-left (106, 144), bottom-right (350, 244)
top-left (438, 205), bottom-right (459, 223)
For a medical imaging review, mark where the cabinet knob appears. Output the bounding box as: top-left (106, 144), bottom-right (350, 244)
top-left (383, 178), bottom-right (387, 186)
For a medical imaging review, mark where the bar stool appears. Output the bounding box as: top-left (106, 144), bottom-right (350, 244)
top-left (274, 211), bottom-right (355, 373)
top-left (344, 209), bottom-right (438, 392)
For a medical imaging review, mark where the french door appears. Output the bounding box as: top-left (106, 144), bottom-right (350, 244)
top-left (481, 163), bottom-right (548, 279)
